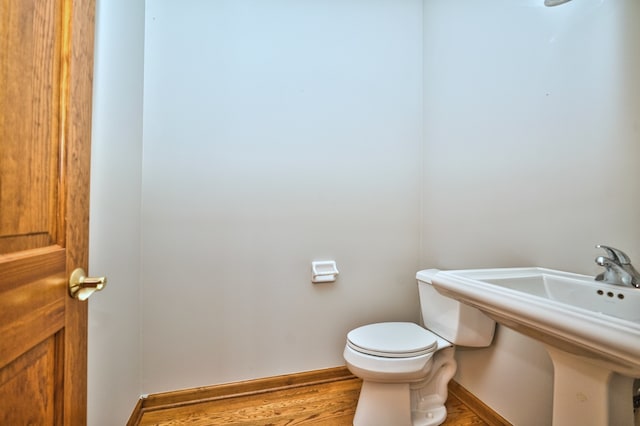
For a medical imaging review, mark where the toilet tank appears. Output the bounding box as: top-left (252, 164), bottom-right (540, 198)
top-left (416, 269), bottom-right (495, 347)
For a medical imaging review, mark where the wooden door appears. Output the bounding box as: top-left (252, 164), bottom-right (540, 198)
top-left (0, 0), bottom-right (96, 424)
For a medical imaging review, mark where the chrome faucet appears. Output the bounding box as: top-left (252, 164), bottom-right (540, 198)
top-left (594, 244), bottom-right (640, 288)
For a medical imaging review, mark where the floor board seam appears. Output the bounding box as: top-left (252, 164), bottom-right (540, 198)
top-left (140, 375), bottom-right (360, 414)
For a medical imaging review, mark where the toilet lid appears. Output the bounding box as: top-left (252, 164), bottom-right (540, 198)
top-left (347, 322), bottom-right (437, 358)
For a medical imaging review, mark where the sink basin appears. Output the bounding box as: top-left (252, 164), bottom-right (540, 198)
top-left (483, 271), bottom-right (640, 323)
top-left (428, 267), bottom-right (640, 426)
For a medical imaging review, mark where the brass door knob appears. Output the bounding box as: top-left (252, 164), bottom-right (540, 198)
top-left (69, 268), bottom-right (107, 301)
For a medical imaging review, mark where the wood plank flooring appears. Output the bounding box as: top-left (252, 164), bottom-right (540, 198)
top-left (134, 368), bottom-right (509, 426)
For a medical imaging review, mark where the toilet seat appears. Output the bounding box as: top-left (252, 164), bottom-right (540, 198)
top-left (347, 322), bottom-right (437, 358)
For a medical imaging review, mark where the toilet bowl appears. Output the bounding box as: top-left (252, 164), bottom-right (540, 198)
top-left (343, 269), bottom-right (496, 426)
top-left (344, 322), bottom-right (456, 426)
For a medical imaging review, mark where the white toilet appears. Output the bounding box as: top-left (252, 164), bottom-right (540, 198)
top-left (343, 269), bottom-right (496, 426)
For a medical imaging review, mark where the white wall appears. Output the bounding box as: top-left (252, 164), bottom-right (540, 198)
top-left (422, 0), bottom-right (640, 425)
top-left (140, 0), bottom-right (423, 393)
top-left (88, 0), bottom-right (145, 425)
top-left (88, 0), bottom-right (640, 423)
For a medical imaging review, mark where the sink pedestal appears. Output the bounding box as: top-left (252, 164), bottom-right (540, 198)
top-left (546, 346), bottom-right (635, 426)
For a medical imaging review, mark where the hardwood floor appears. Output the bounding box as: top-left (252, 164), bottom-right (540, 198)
top-left (133, 368), bottom-right (509, 426)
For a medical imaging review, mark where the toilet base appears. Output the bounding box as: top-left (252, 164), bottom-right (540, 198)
top-left (411, 395), bottom-right (447, 426)
top-left (352, 383), bottom-right (448, 426)
top-left (354, 382), bottom-right (412, 426)
top-left (352, 347), bottom-right (456, 426)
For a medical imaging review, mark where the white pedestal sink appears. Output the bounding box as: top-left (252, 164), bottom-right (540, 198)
top-left (425, 268), bottom-right (640, 426)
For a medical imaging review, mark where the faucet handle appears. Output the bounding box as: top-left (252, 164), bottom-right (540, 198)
top-left (596, 244), bottom-right (631, 265)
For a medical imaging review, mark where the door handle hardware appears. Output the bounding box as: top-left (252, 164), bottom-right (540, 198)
top-left (69, 268), bottom-right (107, 301)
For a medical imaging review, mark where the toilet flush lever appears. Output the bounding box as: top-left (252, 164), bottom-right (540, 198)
top-left (312, 261), bottom-right (339, 283)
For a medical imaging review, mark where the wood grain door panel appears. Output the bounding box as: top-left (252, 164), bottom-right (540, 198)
top-left (0, 247), bottom-right (66, 369)
top-left (0, 0), bottom-right (96, 423)
top-left (0, 336), bottom-right (62, 425)
top-left (0, 0), bottom-right (63, 254)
